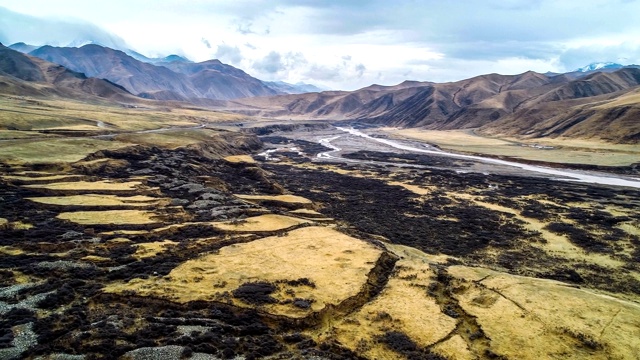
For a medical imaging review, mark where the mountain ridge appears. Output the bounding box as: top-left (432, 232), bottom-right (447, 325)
top-left (0, 42), bottom-right (141, 102)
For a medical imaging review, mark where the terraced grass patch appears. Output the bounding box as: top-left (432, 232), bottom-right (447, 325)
top-left (104, 226), bottom-right (383, 318)
top-left (212, 214), bottom-right (311, 232)
top-left (27, 194), bottom-right (163, 207)
top-left (235, 194), bottom-right (313, 205)
top-left (3, 174), bottom-right (83, 182)
top-left (56, 210), bottom-right (159, 225)
top-left (24, 180), bottom-right (144, 191)
top-left (224, 155), bottom-right (256, 164)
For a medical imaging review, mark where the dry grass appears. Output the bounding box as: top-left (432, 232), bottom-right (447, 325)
top-left (383, 128), bottom-right (640, 166)
top-left (387, 181), bottom-right (433, 195)
top-left (0, 96), bottom-right (245, 132)
top-left (0, 130), bottom-right (58, 139)
top-left (3, 174), bottom-right (83, 182)
top-left (104, 226), bottom-right (383, 318)
top-left (24, 180), bottom-right (144, 191)
top-left (0, 246), bottom-right (25, 256)
top-left (56, 210), bottom-right (159, 225)
top-left (27, 194), bottom-right (163, 207)
top-left (466, 197), bottom-right (626, 268)
top-left (81, 255), bottom-right (111, 262)
top-left (332, 256), bottom-right (457, 358)
top-left (432, 335), bottom-right (474, 360)
top-left (224, 155), bottom-right (256, 164)
top-left (7, 221), bottom-right (33, 230)
top-left (235, 194), bottom-right (313, 205)
top-left (288, 209), bottom-right (323, 216)
top-left (115, 129), bottom-right (227, 149)
top-left (449, 266), bottom-right (640, 360)
top-left (212, 214), bottom-right (311, 232)
top-left (134, 240), bottom-right (178, 259)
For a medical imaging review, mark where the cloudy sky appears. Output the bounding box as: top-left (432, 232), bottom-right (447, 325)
top-left (1, 0), bottom-right (640, 90)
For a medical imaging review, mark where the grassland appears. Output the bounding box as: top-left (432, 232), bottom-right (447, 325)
top-left (235, 194), bottom-right (313, 205)
top-left (0, 96), bottom-right (244, 132)
top-left (23, 180), bottom-right (145, 191)
top-left (211, 214), bottom-right (312, 232)
top-left (56, 210), bottom-right (159, 225)
top-left (383, 128), bottom-right (640, 166)
top-left (0, 138), bottom-right (130, 164)
top-left (104, 226), bottom-right (384, 318)
top-left (27, 194), bottom-right (164, 207)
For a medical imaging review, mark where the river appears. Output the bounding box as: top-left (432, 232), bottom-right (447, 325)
top-left (315, 127), bottom-right (640, 189)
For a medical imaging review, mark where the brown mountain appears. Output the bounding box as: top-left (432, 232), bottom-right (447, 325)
top-left (28, 44), bottom-right (280, 101)
top-left (231, 68), bottom-right (640, 143)
top-left (0, 42), bottom-right (138, 101)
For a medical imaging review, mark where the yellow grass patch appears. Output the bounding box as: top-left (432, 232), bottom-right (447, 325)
top-left (3, 174), bottom-right (82, 182)
top-left (10, 221), bottom-right (33, 230)
top-left (449, 266), bottom-right (640, 360)
top-left (0, 218), bottom-right (7, 228)
top-left (388, 181), bottom-right (433, 195)
top-left (24, 180), bottom-right (144, 191)
top-left (432, 335), bottom-right (474, 360)
top-left (104, 226), bottom-right (383, 318)
top-left (101, 230), bottom-right (149, 236)
top-left (288, 209), bottom-right (323, 216)
top-left (333, 257), bottom-right (457, 358)
top-left (235, 194), bottom-right (313, 205)
top-left (107, 238), bottom-right (134, 244)
top-left (27, 194), bottom-right (163, 207)
top-left (0, 246), bottom-right (25, 256)
top-left (56, 210), bottom-right (159, 225)
top-left (81, 255), bottom-right (111, 262)
top-left (212, 214), bottom-right (311, 232)
top-left (134, 240), bottom-right (178, 259)
top-left (224, 155), bottom-right (256, 164)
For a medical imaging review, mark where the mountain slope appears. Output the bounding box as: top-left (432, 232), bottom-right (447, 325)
top-left (231, 68), bottom-right (640, 143)
top-left (0, 42), bottom-right (139, 101)
top-left (28, 44), bottom-right (279, 100)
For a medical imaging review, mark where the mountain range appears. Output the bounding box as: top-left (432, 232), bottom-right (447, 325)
top-left (0, 42), bottom-right (139, 102)
top-left (230, 68), bottom-right (640, 143)
top-left (1, 41), bottom-right (639, 143)
top-left (9, 43), bottom-right (324, 100)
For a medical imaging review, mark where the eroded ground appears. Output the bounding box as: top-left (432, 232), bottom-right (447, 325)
top-left (1, 112), bottom-right (640, 359)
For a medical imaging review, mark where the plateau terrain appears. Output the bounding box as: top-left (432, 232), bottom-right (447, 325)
top-left (1, 43), bottom-right (640, 360)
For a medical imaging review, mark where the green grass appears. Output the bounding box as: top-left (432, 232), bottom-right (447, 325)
top-left (0, 138), bottom-right (129, 164)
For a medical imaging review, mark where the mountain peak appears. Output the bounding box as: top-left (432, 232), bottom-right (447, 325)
top-left (576, 62), bottom-right (623, 72)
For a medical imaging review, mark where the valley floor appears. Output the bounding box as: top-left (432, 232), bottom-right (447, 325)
top-left (1, 99), bottom-right (640, 359)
